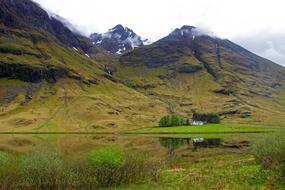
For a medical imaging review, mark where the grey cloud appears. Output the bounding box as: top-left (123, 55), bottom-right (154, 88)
top-left (233, 31), bottom-right (285, 67)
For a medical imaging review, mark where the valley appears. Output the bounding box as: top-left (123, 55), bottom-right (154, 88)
top-left (0, 0), bottom-right (285, 189)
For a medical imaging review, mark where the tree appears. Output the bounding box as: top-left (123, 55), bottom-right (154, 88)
top-left (192, 112), bottom-right (220, 124)
top-left (185, 119), bottom-right (190, 126)
top-left (170, 114), bottom-right (180, 126)
top-left (159, 115), bottom-right (171, 127)
top-left (159, 114), bottom-right (191, 127)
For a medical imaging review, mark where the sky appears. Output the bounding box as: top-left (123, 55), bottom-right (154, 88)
top-left (34, 0), bottom-right (285, 66)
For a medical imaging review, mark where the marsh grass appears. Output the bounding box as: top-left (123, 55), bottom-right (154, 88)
top-left (253, 132), bottom-right (285, 181)
top-left (0, 152), bottom-right (21, 190)
top-left (0, 148), bottom-right (163, 190)
top-left (87, 147), bottom-right (163, 187)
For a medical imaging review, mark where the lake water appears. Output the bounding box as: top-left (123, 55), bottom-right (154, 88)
top-left (0, 133), bottom-right (264, 160)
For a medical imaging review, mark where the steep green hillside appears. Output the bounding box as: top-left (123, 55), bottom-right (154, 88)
top-left (0, 0), bottom-right (168, 132)
top-left (114, 26), bottom-right (285, 126)
top-left (0, 25), bottom-right (167, 131)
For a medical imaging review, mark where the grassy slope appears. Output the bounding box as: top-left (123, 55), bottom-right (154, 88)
top-left (0, 26), bottom-right (169, 132)
top-left (0, 77), bottom-right (168, 132)
top-left (0, 27), bottom-right (104, 80)
top-left (114, 63), bottom-right (285, 127)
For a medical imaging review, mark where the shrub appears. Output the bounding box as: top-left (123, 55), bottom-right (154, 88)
top-left (193, 112), bottom-right (220, 123)
top-left (253, 132), bottom-right (285, 181)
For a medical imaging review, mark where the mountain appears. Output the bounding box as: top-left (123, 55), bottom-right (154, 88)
top-left (90, 24), bottom-right (149, 55)
top-left (0, 0), bottom-right (285, 132)
top-left (114, 25), bottom-right (285, 126)
top-left (0, 0), bottom-right (167, 132)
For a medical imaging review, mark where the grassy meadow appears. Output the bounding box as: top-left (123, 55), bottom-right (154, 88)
top-left (126, 123), bottom-right (278, 134)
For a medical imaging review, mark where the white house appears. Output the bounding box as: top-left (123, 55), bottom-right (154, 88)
top-left (191, 121), bottom-right (204, 126)
top-left (192, 138), bottom-right (204, 142)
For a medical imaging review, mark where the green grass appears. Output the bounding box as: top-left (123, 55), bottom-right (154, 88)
top-left (0, 148), bottom-right (163, 189)
top-left (111, 154), bottom-right (284, 190)
top-left (126, 123), bottom-right (278, 134)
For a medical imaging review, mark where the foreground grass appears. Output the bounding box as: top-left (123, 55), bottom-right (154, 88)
top-left (114, 154), bottom-right (284, 190)
top-left (1, 151), bottom-right (281, 190)
top-left (0, 148), bottom-right (163, 190)
top-left (127, 124), bottom-right (278, 134)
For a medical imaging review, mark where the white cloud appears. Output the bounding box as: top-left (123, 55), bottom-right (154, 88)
top-left (33, 0), bottom-right (285, 66)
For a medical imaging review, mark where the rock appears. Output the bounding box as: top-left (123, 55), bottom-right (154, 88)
top-left (178, 64), bottom-right (202, 73)
top-left (213, 88), bottom-right (233, 95)
top-left (0, 63), bottom-right (69, 83)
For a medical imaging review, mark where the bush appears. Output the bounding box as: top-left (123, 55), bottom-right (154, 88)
top-left (192, 112), bottom-right (220, 123)
top-left (87, 147), bottom-right (163, 187)
top-left (159, 114), bottom-right (188, 127)
top-left (253, 132), bottom-right (285, 181)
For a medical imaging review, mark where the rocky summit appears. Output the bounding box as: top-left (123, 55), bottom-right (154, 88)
top-left (90, 24), bottom-right (148, 55)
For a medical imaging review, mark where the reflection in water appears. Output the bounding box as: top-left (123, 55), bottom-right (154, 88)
top-left (159, 138), bottom-right (186, 160)
top-left (159, 137), bottom-right (222, 160)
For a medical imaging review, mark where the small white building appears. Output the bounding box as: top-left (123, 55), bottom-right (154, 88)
top-left (191, 121), bottom-right (204, 126)
top-left (192, 138), bottom-right (204, 143)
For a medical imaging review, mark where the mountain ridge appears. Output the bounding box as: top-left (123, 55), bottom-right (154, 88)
top-left (0, 0), bottom-right (285, 132)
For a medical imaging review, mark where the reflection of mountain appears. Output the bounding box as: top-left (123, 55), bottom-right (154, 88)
top-left (159, 137), bottom-right (222, 159)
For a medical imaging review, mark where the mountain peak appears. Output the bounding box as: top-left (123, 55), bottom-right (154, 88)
top-left (170, 25), bottom-right (196, 37)
top-left (180, 25), bottom-right (196, 31)
top-left (90, 24), bottom-right (149, 55)
top-left (109, 24), bottom-right (125, 31)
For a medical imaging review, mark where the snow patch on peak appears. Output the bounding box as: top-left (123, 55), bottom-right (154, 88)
top-left (180, 29), bottom-right (191, 36)
top-left (90, 24), bottom-right (147, 54)
top-left (125, 35), bottom-right (142, 49)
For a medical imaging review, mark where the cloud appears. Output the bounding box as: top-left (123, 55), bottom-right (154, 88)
top-left (233, 31), bottom-right (285, 66)
top-left (192, 24), bottom-right (218, 38)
